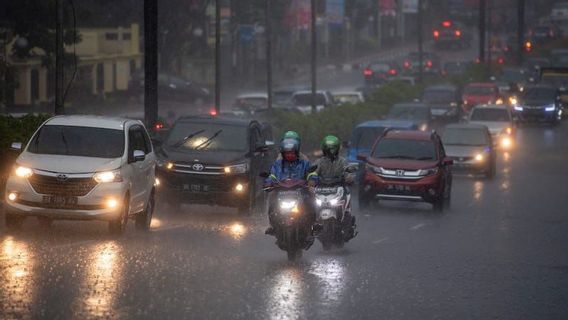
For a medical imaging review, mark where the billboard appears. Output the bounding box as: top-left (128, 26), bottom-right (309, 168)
top-left (327, 0), bottom-right (344, 26)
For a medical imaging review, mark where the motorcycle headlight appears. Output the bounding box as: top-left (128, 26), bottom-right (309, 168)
top-left (417, 167), bottom-right (438, 176)
top-left (224, 163), bottom-right (249, 174)
top-left (419, 123), bottom-right (428, 131)
top-left (329, 198), bottom-right (339, 206)
top-left (316, 198), bottom-right (323, 207)
top-left (514, 105), bottom-right (523, 112)
top-left (93, 170), bottom-right (123, 183)
top-left (509, 97), bottom-right (518, 105)
top-left (280, 200), bottom-right (298, 210)
top-left (14, 166), bottom-right (33, 178)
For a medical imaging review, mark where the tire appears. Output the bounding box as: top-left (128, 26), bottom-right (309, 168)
top-left (135, 192), bottom-right (154, 232)
top-left (5, 214), bottom-right (24, 230)
top-left (38, 217), bottom-right (53, 229)
top-left (109, 197), bottom-right (129, 235)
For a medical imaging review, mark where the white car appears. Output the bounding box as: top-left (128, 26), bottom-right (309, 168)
top-left (333, 91), bottom-right (366, 105)
top-left (467, 104), bottom-right (515, 150)
top-left (291, 90), bottom-right (335, 114)
top-left (4, 115), bottom-right (156, 234)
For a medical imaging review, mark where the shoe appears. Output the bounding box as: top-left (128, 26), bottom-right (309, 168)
top-left (265, 226), bottom-right (275, 235)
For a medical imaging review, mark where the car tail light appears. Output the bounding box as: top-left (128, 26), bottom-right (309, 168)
top-left (388, 69), bottom-right (397, 76)
top-left (404, 60), bottom-right (411, 68)
top-left (154, 122), bottom-right (164, 131)
top-left (443, 20), bottom-right (451, 28)
top-left (363, 68), bottom-right (373, 76)
top-left (433, 30), bottom-right (440, 38)
top-left (210, 109), bottom-right (218, 116)
top-left (525, 41), bottom-right (532, 52)
top-left (426, 60), bottom-right (433, 68)
top-left (475, 57), bottom-right (481, 64)
top-left (455, 30), bottom-right (461, 37)
top-left (498, 57), bottom-right (504, 65)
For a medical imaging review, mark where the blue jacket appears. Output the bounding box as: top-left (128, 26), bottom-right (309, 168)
top-left (265, 159), bottom-right (318, 185)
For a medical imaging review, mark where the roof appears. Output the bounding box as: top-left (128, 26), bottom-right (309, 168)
top-left (444, 123), bottom-right (488, 130)
top-left (177, 115), bottom-right (253, 127)
top-left (384, 130), bottom-right (433, 141)
top-left (45, 115), bottom-right (135, 130)
top-left (355, 120), bottom-right (416, 129)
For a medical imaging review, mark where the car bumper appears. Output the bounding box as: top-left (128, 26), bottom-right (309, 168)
top-left (360, 170), bottom-right (443, 203)
top-left (516, 109), bottom-right (560, 122)
top-left (450, 159), bottom-right (488, 173)
top-left (4, 176), bottom-right (128, 220)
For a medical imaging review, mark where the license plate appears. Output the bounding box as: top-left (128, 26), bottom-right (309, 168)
top-left (43, 195), bottom-right (78, 206)
top-left (183, 184), bottom-right (210, 192)
top-left (387, 185), bottom-right (411, 192)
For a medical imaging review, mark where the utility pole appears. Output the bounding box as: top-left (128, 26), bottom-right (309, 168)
top-left (144, 0), bottom-right (158, 127)
top-left (487, 0), bottom-right (492, 73)
top-left (55, 0), bottom-right (64, 115)
top-left (417, 0), bottom-right (424, 84)
top-left (517, 0), bottom-right (525, 65)
top-left (311, 0), bottom-right (317, 114)
top-left (478, 0), bottom-right (486, 63)
top-left (214, 0), bottom-right (221, 114)
top-left (266, 0), bottom-right (273, 109)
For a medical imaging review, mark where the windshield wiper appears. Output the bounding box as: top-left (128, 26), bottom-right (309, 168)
top-left (171, 129), bottom-right (205, 148)
top-left (194, 130), bottom-right (223, 150)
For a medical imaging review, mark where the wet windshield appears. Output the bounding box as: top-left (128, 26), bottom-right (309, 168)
top-left (373, 138), bottom-right (437, 161)
top-left (166, 123), bottom-right (248, 152)
top-left (442, 128), bottom-right (489, 146)
top-left (388, 105), bottom-right (430, 121)
top-left (521, 87), bottom-right (557, 100)
top-left (28, 125), bottom-right (125, 158)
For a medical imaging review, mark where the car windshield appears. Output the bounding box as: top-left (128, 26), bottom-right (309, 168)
top-left (293, 93), bottom-right (327, 106)
top-left (28, 125), bottom-right (125, 158)
top-left (423, 89), bottom-right (455, 104)
top-left (388, 105), bottom-right (430, 121)
top-left (521, 87), bottom-right (556, 100)
top-left (470, 108), bottom-right (511, 122)
top-left (166, 122), bottom-right (248, 152)
top-left (373, 138), bottom-right (437, 161)
top-left (334, 94), bottom-right (361, 104)
top-left (464, 85), bottom-right (495, 95)
top-left (234, 97), bottom-right (267, 109)
top-left (352, 127), bottom-right (385, 150)
top-left (442, 128), bottom-right (489, 146)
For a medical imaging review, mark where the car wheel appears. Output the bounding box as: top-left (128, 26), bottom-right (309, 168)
top-left (5, 213), bottom-right (24, 230)
top-left (109, 197), bottom-right (129, 235)
top-left (135, 192), bottom-right (154, 232)
top-left (38, 217), bottom-right (53, 229)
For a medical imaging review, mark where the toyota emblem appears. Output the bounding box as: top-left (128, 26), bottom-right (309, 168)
top-left (396, 170), bottom-right (405, 177)
top-left (192, 164), bottom-right (204, 171)
top-left (56, 174), bottom-right (68, 182)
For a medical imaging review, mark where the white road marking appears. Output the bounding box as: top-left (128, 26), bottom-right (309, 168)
top-left (410, 223), bottom-right (427, 231)
top-left (372, 238), bottom-right (388, 244)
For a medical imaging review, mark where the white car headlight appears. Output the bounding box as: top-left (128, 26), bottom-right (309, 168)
top-left (14, 166), bottom-right (33, 178)
top-left (475, 153), bottom-right (484, 162)
top-left (419, 123), bottom-right (428, 131)
top-left (224, 163), bottom-right (249, 174)
top-left (93, 170), bottom-right (122, 183)
top-left (417, 167), bottom-right (438, 176)
top-left (545, 104), bottom-right (556, 112)
top-left (514, 105), bottom-right (523, 112)
top-left (329, 198), bottom-right (339, 206)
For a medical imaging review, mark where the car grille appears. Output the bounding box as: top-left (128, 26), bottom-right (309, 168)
top-left (160, 171), bottom-right (239, 193)
top-left (171, 162), bottom-right (224, 175)
top-left (28, 174), bottom-right (98, 196)
top-left (450, 156), bottom-right (474, 162)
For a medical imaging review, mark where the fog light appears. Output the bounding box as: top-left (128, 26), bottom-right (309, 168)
top-left (106, 198), bottom-right (119, 209)
top-left (235, 184), bottom-right (244, 192)
top-left (8, 192), bottom-right (17, 202)
top-left (154, 178), bottom-right (160, 187)
top-left (166, 162), bottom-right (174, 170)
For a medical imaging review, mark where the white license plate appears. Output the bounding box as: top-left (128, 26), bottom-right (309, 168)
top-left (387, 185), bottom-right (411, 192)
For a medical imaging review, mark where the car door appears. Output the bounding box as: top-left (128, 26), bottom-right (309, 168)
top-left (128, 125), bottom-right (151, 213)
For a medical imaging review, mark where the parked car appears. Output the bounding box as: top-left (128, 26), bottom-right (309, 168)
top-left (291, 90), bottom-right (335, 114)
top-left (462, 83), bottom-right (502, 113)
top-left (402, 52), bottom-right (441, 76)
top-left (357, 129), bottom-right (453, 211)
top-left (4, 116), bottom-right (156, 233)
top-left (386, 103), bottom-right (433, 131)
top-left (468, 104), bottom-right (515, 149)
top-left (422, 85), bottom-right (462, 120)
top-left (333, 91), bottom-right (365, 105)
top-left (128, 72), bottom-right (211, 104)
top-left (363, 61), bottom-right (400, 85)
top-left (386, 76), bottom-right (417, 86)
top-left (441, 124), bottom-right (496, 178)
top-left (153, 115), bottom-right (276, 215)
top-left (513, 85), bottom-right (563, 125)
top-left (432, 19), bottom-right (472, 49)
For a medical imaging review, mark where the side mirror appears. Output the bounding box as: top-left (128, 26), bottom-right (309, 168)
top-left (259, 172), bottom-right (270, 178)
top-left (443, 157), bottom-right (454, 166)
top-left (10, 142), bottom-right (23, 151)
top-left (133, 150), bottom-right (146, 162)
top-left (356, 153), bottom-right (368, 162)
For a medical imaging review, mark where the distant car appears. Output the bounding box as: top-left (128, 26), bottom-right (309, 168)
top-left (357, 129), bottom-right (453, 211)
top-left (4, 116), bottom-right (156, 233)
top-left (462, 83), bottom-right (502, 113)
top-left (552, 2), bottom-right (568, 21)
top-left (363, 61), bottom-right (400, 85)
top-left (387, 103), bottom-right (432, 131)
top-left (291, 90), bottom-right (335, 114)
top-left (513, 85), bottom-right (562, 125)
top-left (441, 124), bottom-right (496, 178)
top-left (386, 76), bottom-right (417, 86)
top-left (128, 72), bottom-right (211, 104)
top-left (442, 61), bottom-right (471, 76)
top-left (402, 52), bottom-right (441, 76)
top-left (231, 93), bottom-right (269, 116)
top-left (273, 85), bottom-right (310, 106)
top-left (422, 85), bottom-right (462, 120)
top-left (333, 92), bottom-right (365, 105)
top-left (154, 115), bottom-right (276, 215)
top-left (493, 67), bottom-right (532, 94)
top-left (523, 57), bottom-right (551, 73)
top-left (432, 19), bottom-right (471, 49)
top-left (468, 104), bottom-right (515, 149)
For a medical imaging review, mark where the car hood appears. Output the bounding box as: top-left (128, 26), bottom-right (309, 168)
top-left (521, 98), bottom-right (554, 106)
top-left (444, 145), bottom-right (487, 158)
top-left (468, 121), bottom-right (508, 135)
top-left (367, 158), bottom-right (438, 170)
top-left (17, 152), bottom-right (122, 174)
top-left (158, 146), bottom-right (247, 165)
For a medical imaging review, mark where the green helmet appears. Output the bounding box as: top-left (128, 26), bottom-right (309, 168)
top-left (321, 135), bottom-right (340, 159)
top-left (283, 131), bottom-right (301, 147)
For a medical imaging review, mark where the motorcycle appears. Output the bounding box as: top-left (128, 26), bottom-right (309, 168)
top-left (314, 167), bottom-right (357, 250)
top-left (261, 175), bottom-right (315, 261)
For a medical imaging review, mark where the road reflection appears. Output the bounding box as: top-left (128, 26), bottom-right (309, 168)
top-left (473, 180), bottom-right (483, 201)
top-left (308, 257), bottom-right (346, 306)
top-left (227, 222), bottom-right (247, 239)
top-left (79, 241), bottom-right (123, 318)
top-left (0, 236), bottom-right (36, 318)
top-left (268, 266), bottom-right (305, 320)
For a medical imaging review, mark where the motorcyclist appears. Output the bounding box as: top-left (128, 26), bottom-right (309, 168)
top-left (276, 131), bottom-right (309, 161)
top-left (264, 137), bottom-right (317, 235)
top-left (313, 135), bottom-right (357, 238)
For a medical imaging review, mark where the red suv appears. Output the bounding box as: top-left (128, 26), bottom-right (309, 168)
top-left (357, 129), bottom-right (453, 211)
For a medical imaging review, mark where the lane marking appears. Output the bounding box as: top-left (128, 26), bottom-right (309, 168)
top-left (372, 237), bottom-right (388, 244)
top-left (410, 223), bottom-right (426, 231)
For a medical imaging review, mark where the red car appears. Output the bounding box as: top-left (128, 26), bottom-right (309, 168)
top-left (462, 83), bottom-right (502, 113)
top-left (357, 129), bottom-right (453, 211)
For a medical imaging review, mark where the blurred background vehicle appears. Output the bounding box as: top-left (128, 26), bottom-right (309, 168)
top-left (441, 124), bottom-right (496, 178)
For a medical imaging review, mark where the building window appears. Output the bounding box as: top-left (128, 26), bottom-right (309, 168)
top-left (105, 33), bottom-right (118, 41)
top-left (123, 33), bottom-right (131, 40)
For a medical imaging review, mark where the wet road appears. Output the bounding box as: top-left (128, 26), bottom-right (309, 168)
top-left (1, 121), bottom-right (568, 319)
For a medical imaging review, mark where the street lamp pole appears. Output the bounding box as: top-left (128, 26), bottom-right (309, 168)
top-left (215, 0), bottom-right (221, 114)
top-left (144, 0), bottom-right (158, 128)
top-left (55, 0), bottom-right (65, 115)
top-left (266, 0), bottom-right (273, 109)
top-left (311, 0), bottom-right (317, 114)
top-left (417, 0), bottom-right (424, 84)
